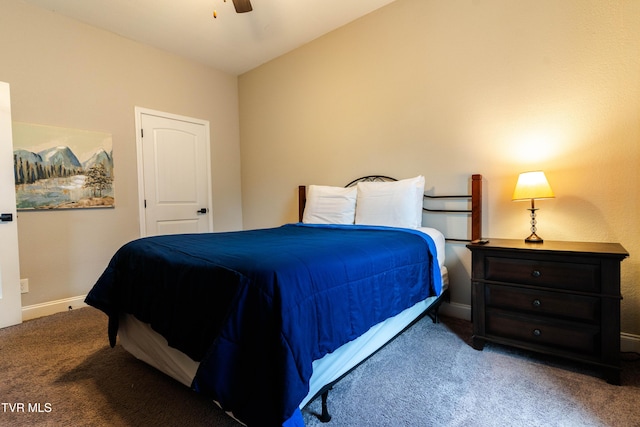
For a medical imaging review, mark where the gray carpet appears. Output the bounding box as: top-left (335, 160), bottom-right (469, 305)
top-left (0, 307), bottom-right (638, 426)
top-left (303, 313), bottom-right (640, 427)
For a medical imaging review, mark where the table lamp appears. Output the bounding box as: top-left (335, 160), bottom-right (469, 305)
top-left (512, 171), bottom-right (555, 243)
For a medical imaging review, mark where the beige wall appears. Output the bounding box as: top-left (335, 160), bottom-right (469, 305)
top-left (0, 0), bottom-right (243, 307)
top-left (239, 0), bottom-right (640, 334)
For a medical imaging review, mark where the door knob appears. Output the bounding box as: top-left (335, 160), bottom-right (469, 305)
top-left (0, 213), bottom-right (13, 222)
top-left (197, 208), bottom-right (208, 214)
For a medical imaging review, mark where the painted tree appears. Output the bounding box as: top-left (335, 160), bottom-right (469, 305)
top-left (83, 164), bottom-right (112, 197)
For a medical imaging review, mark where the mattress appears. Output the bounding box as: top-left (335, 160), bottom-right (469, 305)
top-left (116, 226), bottom-right (448, 416)
top-left (118, 267), bottom-right (448, 406)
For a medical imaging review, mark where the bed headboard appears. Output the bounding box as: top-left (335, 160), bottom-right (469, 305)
top-left (298, 174), bottom-right (482, 242)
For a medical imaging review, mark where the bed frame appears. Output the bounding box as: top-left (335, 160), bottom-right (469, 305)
top-left (298, 173), bottom-right (483, 422)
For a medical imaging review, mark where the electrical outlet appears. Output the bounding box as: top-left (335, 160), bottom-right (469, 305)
top-left (20, 278), bottom-right (28, 294)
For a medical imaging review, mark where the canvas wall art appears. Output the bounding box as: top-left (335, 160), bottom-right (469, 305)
top-left (13, 122), bottom-right (114, 210)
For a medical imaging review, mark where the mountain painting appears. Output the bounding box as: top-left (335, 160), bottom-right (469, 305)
top-left (13, 122), bottom-right (114, 210)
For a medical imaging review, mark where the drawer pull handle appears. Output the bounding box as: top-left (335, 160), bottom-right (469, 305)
top-left (533, 329), bottom-right (542, 337)
top-left (531, 270), bottom-right (542, 278)
top-left (532, 299), bottom-right (541, 307)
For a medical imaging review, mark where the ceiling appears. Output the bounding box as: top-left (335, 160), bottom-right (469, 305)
top-left (23, 0), bottom-right (397, 75)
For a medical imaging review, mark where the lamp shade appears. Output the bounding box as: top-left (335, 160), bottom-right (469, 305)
top-left (512, 171), bottom-right (555, 201)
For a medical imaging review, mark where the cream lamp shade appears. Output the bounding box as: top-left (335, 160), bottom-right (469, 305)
top-left (512, 171), bottom-right (554, 243)
top-left (512, 171), bottom-right (555, 201)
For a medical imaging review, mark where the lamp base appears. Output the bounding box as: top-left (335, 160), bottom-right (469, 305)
top-left (525, 232), bottom-right (544, 243)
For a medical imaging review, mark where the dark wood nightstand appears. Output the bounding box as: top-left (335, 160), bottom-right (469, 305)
top-left (467, 239), bottom-right (628, 384)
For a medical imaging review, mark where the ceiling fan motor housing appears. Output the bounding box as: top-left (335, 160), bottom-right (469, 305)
top-left (233, 0), bottom-right (253, 13)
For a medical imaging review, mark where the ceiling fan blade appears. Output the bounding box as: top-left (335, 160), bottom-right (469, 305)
top-left (232, 0), bottom-right (253, 13)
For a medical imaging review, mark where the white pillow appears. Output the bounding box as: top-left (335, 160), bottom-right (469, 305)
top-left (302, 185), bottom-right (358, 224)
top-left (355, 176), bottom-right (425, 228)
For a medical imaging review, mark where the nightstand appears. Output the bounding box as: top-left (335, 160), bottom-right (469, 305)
top-left (467, 239), bottom-right (628, 384)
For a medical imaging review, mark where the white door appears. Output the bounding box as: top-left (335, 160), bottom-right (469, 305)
top-left (136, 108), bottom-right (213, 237)
top-left (0, 82), bottom-right (22, 328)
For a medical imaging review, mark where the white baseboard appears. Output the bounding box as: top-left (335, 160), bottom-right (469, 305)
top-left (21, 297), bottom-right (640, 354)
top-left (621, 332), bottom-right (640, 354)
top-left (440, 301), bottom-right (471, 321)
top-left (22, 295), bottom-right (88, 322)
top-left (440, 302), bottom-right (640, 354)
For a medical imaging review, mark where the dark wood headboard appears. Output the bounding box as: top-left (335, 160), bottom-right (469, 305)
top-left (298, 174), bottom-right (482, 242)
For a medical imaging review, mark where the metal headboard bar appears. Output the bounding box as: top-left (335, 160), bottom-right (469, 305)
top-left (425, 208), bottom-right (471, 212)
top-left (427, 174), bottom-right (482, 241)
top-left (423, 196), bottom-right (472, 223)
top-left (344, 175), bottom-right (397, 187)
top-left (424, 174), bottom-right (482, 242)
top-left (425, 194), bottom-right (472, 198)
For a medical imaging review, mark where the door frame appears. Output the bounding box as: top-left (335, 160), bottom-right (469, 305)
top-left (0, 81), bottom-right (22, 328)
top-left (134, 107), bottom-right (213, 237)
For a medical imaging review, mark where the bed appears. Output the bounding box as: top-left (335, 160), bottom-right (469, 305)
top-left (86, 174), bottom-right (482, 427)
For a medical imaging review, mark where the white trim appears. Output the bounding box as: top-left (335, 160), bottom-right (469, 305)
top-left (621, 332), bottom-right (640, 354)
top-left (134, 106), bottom-right (213, 237)
top-left (440, 301), bottom-right (471, 321)
top-left (134, 107), bottom-right (146, 237)
top-left (22, 295), bottom-right (87, 321)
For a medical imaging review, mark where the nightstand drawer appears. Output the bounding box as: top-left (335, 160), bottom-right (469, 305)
top-left (486, 310), bottom-right (600, 355)
top-left (486, 284), bottom-right (600, 322)
top-left (485, 256), bottom-right (600, 292)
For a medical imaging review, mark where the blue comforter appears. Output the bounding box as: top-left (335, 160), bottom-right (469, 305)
top-left (85, 223), bottom-right (440, 426)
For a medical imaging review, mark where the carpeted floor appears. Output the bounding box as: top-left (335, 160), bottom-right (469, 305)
top-left (1, 307), bottom-right (638, 426)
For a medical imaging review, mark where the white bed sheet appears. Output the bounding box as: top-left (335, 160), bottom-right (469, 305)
top-left (417, 227), bottom-right (446, 269)
top-left (117, 226), bottom-right (448, 410)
